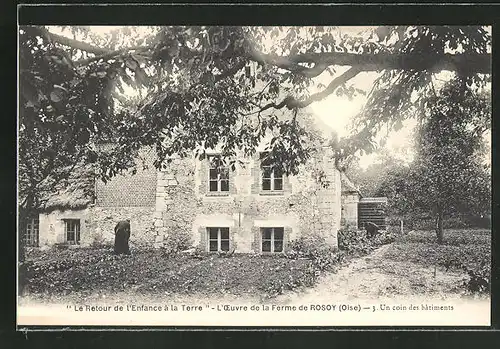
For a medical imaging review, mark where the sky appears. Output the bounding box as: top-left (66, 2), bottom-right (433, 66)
top-left (309, 69), bottom-right (417, 168)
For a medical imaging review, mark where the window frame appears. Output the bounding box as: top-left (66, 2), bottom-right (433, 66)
top-left (207, 155), bottom-right (230, 194)
top-left (64, 219), bottom-right (81, 245)
top-left (260, 152), bottom-right (284, 192)
top-left (207, 227), bottom-right (230, 252)
top-left (261, 227), bottom-right (285, 253)
top-left (25, 216), bottom-right (39, 247)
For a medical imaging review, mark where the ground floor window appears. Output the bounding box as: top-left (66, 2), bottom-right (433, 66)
top-left (207, 227), bottom-right (230, 252)
top-left (64, 219), bottom-right (80, 244)
top-left (261, 227), bottom-right (284, 253)
top-left (25, 217), bottom-right (39, 247)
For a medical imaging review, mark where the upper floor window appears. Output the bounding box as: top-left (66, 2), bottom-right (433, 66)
top-left (64, 219), bottom-right (80, 244)
top-left (208, 156), bottom-right (230, 193)
top-left (260, 152), bottom-right (283, 191)
top-left (25, 216), bottom-right (39, 247)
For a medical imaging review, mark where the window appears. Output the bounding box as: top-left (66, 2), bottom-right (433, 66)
top-left (64, 219), bottom-right (80, 244)
top-left (261, 227), bottom-right (284, 253)
top-left (25, 217), bottom-right (39, 246)
top-left (260, 152), bottom-right (283, 191)
top-left (207, 227), bottom-right (230, 252)
top-left (208, 156), bottom-right (229, 193)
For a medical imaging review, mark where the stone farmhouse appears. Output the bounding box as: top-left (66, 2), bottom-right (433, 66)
top-left (23, 111), bottom-right (385, 253)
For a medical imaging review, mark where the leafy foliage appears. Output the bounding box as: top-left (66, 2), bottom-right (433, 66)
top-left (406, 79), bottom-right (490, 241)
top-left (160, 231), bottom-right (193, 255)
top-left (24, 228), bottom-right (399, 299)
top-left (384, 229), bottom-right (490, 295)
top-left (338, 228), bottom-right (397, 256)
top-left (24, 247), bottom-right (316, 299)
top-left (286, 234), bottom-right (347, 273)
top-left (19, 25), bottom-right (492, 197)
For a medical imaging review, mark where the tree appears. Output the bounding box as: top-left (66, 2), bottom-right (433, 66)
top-left (17, 26), bottom-right (153, 293)
top-left (37, 26), bottom-right (491, 168)
top-left (406, 78), bottom-right (491, 243)
top-left (18, 25), bottom-right (491, 251)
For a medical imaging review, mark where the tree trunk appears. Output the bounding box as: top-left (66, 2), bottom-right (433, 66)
top-left (18, 194), bottom-right (34, 296)
top-left (436, 209), bottom-right (444, 244)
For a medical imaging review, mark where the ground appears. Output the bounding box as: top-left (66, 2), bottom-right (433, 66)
top-left (277, 244), bottom-right (465, 305)
top-left (19, 229), bottom-right (490, 307)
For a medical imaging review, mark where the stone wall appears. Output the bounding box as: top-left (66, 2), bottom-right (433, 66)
top-left (86, 206), bottom-right (157, 246)
top-left (341, 192), bottom-right (361, 229)
top-left (39, 208), bottom-right (89, 246)
top-left (38, 206), bottom-right (156, 247)
top-left (152, 145), bottom-right (342, 252)
top-left (95, 148), bottom-right (157, 207)
top-left (89, 147), bottom-right (158, 246)
top-left (36, 146), bottom-right (343, 251)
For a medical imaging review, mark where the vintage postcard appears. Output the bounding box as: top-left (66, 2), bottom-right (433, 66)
top-left (17, 21), bottom-right (491, 327)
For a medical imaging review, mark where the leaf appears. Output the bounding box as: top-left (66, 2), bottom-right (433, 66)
top-left (50, 89), bottom-right (64, 103)
top-left (21, 80), bottom-right (41, 107)
top-left (394, 120), bottom-right (404, 131)
top-left (134, 67), bottom-right (149, 86)
top-left (125, 58), bottom-right (138, 71)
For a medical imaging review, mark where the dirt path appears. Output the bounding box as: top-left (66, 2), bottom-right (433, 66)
top-left (275, 244), bottom-right (466, 305)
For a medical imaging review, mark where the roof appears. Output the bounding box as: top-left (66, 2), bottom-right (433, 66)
top-left (40, 165), bottom-right (95, 212)
top-left (340, 171), bottom-right (360, 194)
top-left (360, 197), bottom-right (388, 204)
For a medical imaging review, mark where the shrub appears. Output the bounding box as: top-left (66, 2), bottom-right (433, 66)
top-left (441, 258), bottom-right (490, 295)
top-left (373, 230), bottom-right (398, 245)
top-left (161, 231), bottom-right (193, 255)
top-left (337, 229), bottom-right (375, 256)
top-left (53, 243), bottom-right (70, 250)
top-left (286, 234), bottom-right (346, 273)
top-left (90, 232), bottom-right (111, 249)
top-left (385, 225), bottom-right (402, 235)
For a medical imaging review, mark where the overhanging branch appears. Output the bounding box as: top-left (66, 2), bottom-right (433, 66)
top-left (48, 31), bottom-right (109, 56)
top-left (269, 51), bottom-right (491, 75)
top-left (257, 66), bottom-right (362, 112)
top-left (47, 29), bottom-right (492, 76)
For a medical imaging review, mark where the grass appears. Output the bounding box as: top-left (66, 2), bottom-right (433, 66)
top-left (383, 229), bottom-right (491, 295)
top-left (23, 247), bottom-right (319, 301)
top-left (21, 228), bottom-right (489, 303)
top-left (385, 229), bottom-right (490, 268)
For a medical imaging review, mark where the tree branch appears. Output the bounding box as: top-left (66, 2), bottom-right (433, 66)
top-left (47, 30), bottom-right (110, 56)
top-left (47, 28), bottom-right (491, 76)
top-left (253, 50), bottom-right (491, 75)
top-left (74, 47), bottom-right (151, 66)
top-left (214, 60), bottom-right (248, 83)
top-left (257, 66), bottom-right (362, 111)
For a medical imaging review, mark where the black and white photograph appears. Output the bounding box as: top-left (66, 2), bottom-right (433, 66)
top-left (17, 22), bottom-right (492, 327)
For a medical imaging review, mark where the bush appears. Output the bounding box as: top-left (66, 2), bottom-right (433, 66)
top-left (441, 258), bottom-right (490, 295)
top-left (373, 230), bottom-right (398, 245)
top-left (407, 215), bottom-right (490, 230)
top-left (286, 234), bottom-right (346, 273)
top-left (338, 229), bottom-right (375, 256)
top-left (161, 231), bottom-right (193, 255)
top-left (90, 233), bottom-right (112, 249)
